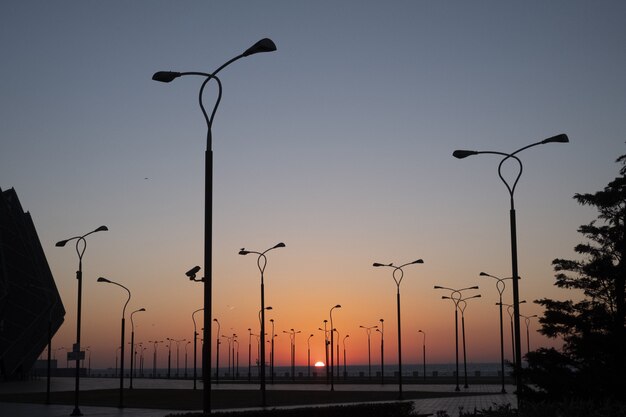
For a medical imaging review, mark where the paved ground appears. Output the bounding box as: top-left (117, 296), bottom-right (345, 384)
top-left (0, 377), bottom-right (517, 416)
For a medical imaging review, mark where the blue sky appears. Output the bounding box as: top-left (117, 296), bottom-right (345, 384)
top-left (2, 1), bottom-right (625, 367)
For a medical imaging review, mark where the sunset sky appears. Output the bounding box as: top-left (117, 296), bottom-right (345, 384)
top-left (2, 1), bottom-right (626, 370)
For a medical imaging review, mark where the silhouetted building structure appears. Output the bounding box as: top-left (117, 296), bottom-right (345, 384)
top-left (0, 187), bottom-right (65, 378)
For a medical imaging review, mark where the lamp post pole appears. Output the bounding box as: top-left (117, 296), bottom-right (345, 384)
top-left (480, 272), bottom-right (512, 393)
top-left (320, 320), bottom-right (330, 383)
top-left (522, 314), bottom-right (538, 357)
top-left (270, 319), bottom-right (275, 384)
top-left (453, 133), bottom-right (568, 397)
top-left (248, 328), bottom-right (253, 382)
top-left (56, 225), bottom-right (107, 416)
top-left (153, 38), bottom-right (277, 415)
top-left (373, 259), bottom-right (424, 399)
top-left (418, 330), bottom-right (426, 381)
top-left (239, 243), bottom-right (284, 406)
top-left (359, 325), bottom-right (377, 380)
top-left (148, 340), bottom-right (162, 378)
top-left (377, 319), bottom-right (384, 384)
top-left (129, 308), bottom-right (146, 389)
top-left (97, 277), bottom-right (131, 408)
top-left (329, 304), bottom-right (341, 391)
top-left (434, 285), bottom-right (479, 391)
top-left (500, 301), bottom-right (526, 369)
top-left (213, 319), bottom-right (220, 384)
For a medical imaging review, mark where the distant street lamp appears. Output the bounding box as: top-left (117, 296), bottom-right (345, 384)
top-left (56, 225), bottom-right (107, 415)
top-left (153, 37), bottom-right (277, 415)
top-left (359, 325), bottom-right (377, 380)
top-left (499, 301), bottom-right (527, 368)
top-left (374, 259), bottom-right (424, 399)
top-left (129, 308), bottom-right (146, 389)
top-left (318, 321), bottom-right (330, 383)
top-left (418, 330), bottom-right (426, 381)
top-left (457, 295), bottom-right (481, 388)
top-left (343, 334), bottom-right (350, 378)
top-left (247, 328), bottom-right (253, 382)
top-left (97, 276), bottom-right (131, 408)
top-left (376, 318), bottom-right (385, 384)
top-left (307, 334), bottom-right (314, 378)
top-left (480, 272), bottom-right (512, 393)
top-left (270, 319), bottom-right (276, 384)
top-left (434, 285), bottom-right (479, 391)
top-left (148, 340), bottom-right (163, 378)
top-left (191, 309), bottom-right (203, 389)
top-left (329, 304), bottom-right (341, 391)
top-left (522, 314), bottom-right (538, 357)
top-left (213, 318), bottom-right (220, 384)
top-left (453, 133), bottom-right (569, 397)
top-left (239, 242), bottom-right (285, 406)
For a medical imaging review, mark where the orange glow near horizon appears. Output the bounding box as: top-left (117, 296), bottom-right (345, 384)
top-left (314, 361), bottom-right (325, 367)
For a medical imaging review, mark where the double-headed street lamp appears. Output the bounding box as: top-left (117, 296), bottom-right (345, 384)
top-left (129, 308), bottom-right (146, 389)
top-left (499, 300), bottom-right (526, 368)
top-left (270, 319), bottom-right (276, 384)
top-left (522, 314), bottom-right (538, 357)
top-left (239, 243), bottom-right (284, 406)
top-left (148, 340), bottom-right (163, 378)
top-left (153, 38), bottom-right (277, 415)
top-left (373, 259), bottom-right (424, 399)
top-left (56, 225), bottom-right (108, 416)
top-left (97, 277), bottom-right (131, 408)
top-left (190, 309), bottom-right (203, 389)
top-left (480, 272), bottom-right (512, 393)
top-left (434, 285), bottom-right (479, 391)
top-left (359, 325), bottom-right (377, 380)
top-left (329, 304), bottom-right (341, 391)
top-left (453, 133), bottom-right (568, 397)
top-left (457, 295), bottom-right (481, 388)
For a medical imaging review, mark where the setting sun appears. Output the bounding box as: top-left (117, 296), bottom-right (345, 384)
top-left (314, 361), bottom-right (325, 367)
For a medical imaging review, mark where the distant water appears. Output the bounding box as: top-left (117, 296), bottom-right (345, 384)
top-left (85, 362), bottom-right (506, 378)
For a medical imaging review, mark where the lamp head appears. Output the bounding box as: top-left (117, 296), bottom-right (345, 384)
top-left (453, 150), bottom-right (478, 159)
top-left (239, 248), bottom-right (250, 255)
top-left (55, 239), bottom-right (69, 247)
top-left (412, 259), bottom-right (424, 264)
top-left (97, 277), bottom-right (111, 283)
top-left (541, 134), bottom-right (569, 144)
top-left (273, 242), bottom-right (286, 249)
top-left (479, 272), bottom-right (489, 276)
top-left (139, 308), bottom-right (146, 312)
top-left (334, 304), bottom-right (341, 308)
top-left (266, 306), bottom-right (273, 310)
top-left (94, 225), bottom-right (109, 232)
top-left (152, 71), bottom-right (181, 83)
top-left (242, 38), bottom-right (277, 57)
top-left (433, 285), bottom-right (442, 289)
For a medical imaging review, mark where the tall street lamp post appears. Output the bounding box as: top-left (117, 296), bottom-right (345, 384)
top-left (418, 330), bottom-right (426, 381)
top-left (329, 304), bottom-right (341, 391)
top-left (434, 285), bottom-right (479, 391)
top-left (97, 277), bottom-right (131, 408)
top-left (376, 318), bottom-right (384, 384)
top-left (453, 133), bottom-right (568, 397)
top-left (373, 259), bottom-right (424, 399)
top-left (56, 225), bottom-right (108, 415)
top-left (240, 243), bottom-right (285, 406)
top-left (153, 38), bottom-right (277, 415)
top-left (129, 308), bottom-right (146, 389)
top-left (480, 272), bottom-right (512, 393)
top-left (359, 325), bottom-right (377, 380)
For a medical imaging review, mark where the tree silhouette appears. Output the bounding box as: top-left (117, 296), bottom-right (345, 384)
top-left (526, 149), bottom-right (626, 401)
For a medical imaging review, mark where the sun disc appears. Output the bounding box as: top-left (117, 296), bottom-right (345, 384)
top-left (314, 361), bottom-right (325, 367)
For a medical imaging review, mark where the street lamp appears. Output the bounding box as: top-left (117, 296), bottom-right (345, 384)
top-left (376, 318), bottom-right (385, 384)
top-left (56, 225), bottom-right (107, 415)
top-left (418, 330), bottom-right (426, 381)
top-left (153, 37), bottom-right (277, 415)
top-left (499, 301), bottom-right (527, 368)
top-left (434, 285), bottom-right (479, 391)
top-left (343, 334), bottom-right (350, 379)
top-left (480, 272), bottom-right (512, 393)
top-left (148, 340), bottom-right (163, 378)
top-left (239, 242), bottom-right (285, 406)
top-left (213, 318), bottom-right (220, 384)
top-left (522, 314), bottom-right (538, 357)
top-left (97, 276), bottom-right (130, 408)
top-left (329, 304), bottom-right (341, 391)
top-left (359, 325), bottom-right (377, 380)
top-left (191, 309), bottom-right (203, 389)
top-left (373, 259), bottom-right (424, 399)
top-left (129, 308), bottom-right (146, 389)
top-left (269, 319), bottom-right (276, 384)
top-left (457, 295), bottom-right (481, 388)
top-left (453, 133), bottom-right (568, 397)
top-left (307, 334), bottom-right (314, 378)
top-left (318, 320), bottom-right (330, 383)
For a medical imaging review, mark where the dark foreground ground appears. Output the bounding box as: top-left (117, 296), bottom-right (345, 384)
top-left (0, 388), bottom-right (484, 410)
